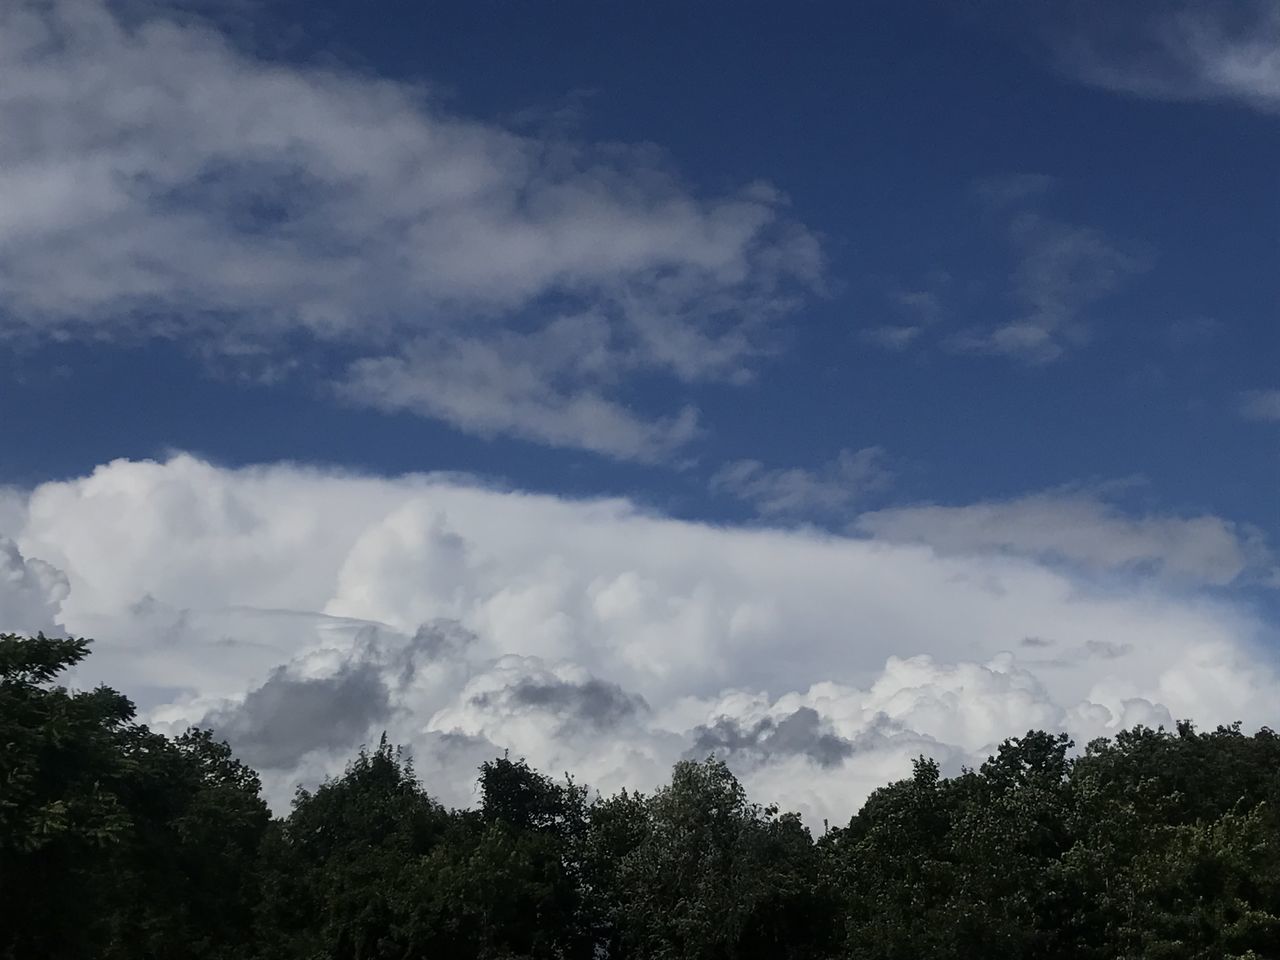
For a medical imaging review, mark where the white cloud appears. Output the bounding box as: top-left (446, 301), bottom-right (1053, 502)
top-left (0, 1), bottom-right (820, 459)
top-left (341, 326), bottom-right (702, 460)
top-left (710, 447), bottom-right (891, 517)
top-left (856, 490), bottom-right (1275, 587)
top-left (0, 487), bottom-right (29, 542)
top-left (1058, 2), bottom-right (1280, 114)
top-left (4, 455), bottom-right (1278, 825)
top-left (1240, 389), bottom-right (1280, 422)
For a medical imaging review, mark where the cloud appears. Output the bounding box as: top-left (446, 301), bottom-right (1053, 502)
top-left (200, 658), bottom-right (391, 770)
top-left (856, 489), bottom-right (1275, 587)
top-left (860, 325), bottom-right (924, 351)
top-left (0, 0), bottom-right (820, 458)
top-left (892, 290), bottom-right (945, 322)
top-left (691, 707), bottom-right (855, 768)
top-left (7, 455), bottom-right (1279, 825)
top-left (481, 675), bottom-right (645, 727)
top-left (341, 327), bottom-right (702, 460)
top-left (863, 179), bottom-right (1145, 364)
top-left (710, 447), bottom-right (891, 517)
top-left (859, 283), bottom-right (948, 353)
top-left (1056, 2), bottom-right (1280, 114)
top-left (1239, 389), bottom-right (1280, 422)
top-left (949, 193), bottom-right (1148, 362)
top-left (0, 536), bottom-right (68, 636)
top-left (469, 667), bottom-right (649, 730)
top-left (0, 488), bottom-right (29, 541)
top-left (194, 621), bottom-right (475, 771)
top-left (972, 173), bottom-right (1058, 209)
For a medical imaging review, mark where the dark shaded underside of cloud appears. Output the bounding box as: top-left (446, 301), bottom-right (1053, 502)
top-left (691, 707), bottom-right (855, 769)
top-left (200, 661), bottom-right (391, 770)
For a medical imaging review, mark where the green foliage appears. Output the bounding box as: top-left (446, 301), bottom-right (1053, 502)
top-left (4, 633), bottom-right (1280, 959)
top-left (595, 757), bottom-right (836, 959)
top-left (0, 633), bottom-right (270, 960)
top-left (0, 633), bottom-right (135, 958)
top-left (254, 735), bottom-right (451, 958)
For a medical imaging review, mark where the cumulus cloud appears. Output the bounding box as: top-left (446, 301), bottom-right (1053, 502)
top-left (0, 488), bottom-right (29, 540)
top-left (856, 490), bottom-right (1275, 587)
top-left (0, 0), bottom-right (820, 458)
top-left (192, 620), bottom-right (477, 773)
top-left (692, 707), bottom-right (855, 769)
top-left (1055, 1), bottom-right (1280, 114)
top-left (710, 447), bottom-right (891, 517)
top-left (0, 536), bottom-right (67, 636)
top-left (6, 455), bottom-right (1279, 825)
top-left (470, 672), bottom-right (648, 730)
top-left (199, 654), bottom-right (391, 771)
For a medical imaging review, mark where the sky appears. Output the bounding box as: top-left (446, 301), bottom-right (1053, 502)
top-left (1, 0), bottom-right (1277, 823)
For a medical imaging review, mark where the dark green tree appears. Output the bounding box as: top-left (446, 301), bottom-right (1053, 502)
top-left (0, 633), bottom-right (269, 960)
top-left (255, 735), bottom-right (451, 959)
top-left (7, 632), bottom-right (1280, 960)
top-left (602, 757), bottom-right (835, 959)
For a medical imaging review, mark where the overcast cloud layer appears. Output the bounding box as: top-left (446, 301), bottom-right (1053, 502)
top-left (3, 455), bottom-right (1277, 825)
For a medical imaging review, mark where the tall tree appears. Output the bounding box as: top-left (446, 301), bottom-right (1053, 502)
top-left (0, 633), bottom-right (269, 960)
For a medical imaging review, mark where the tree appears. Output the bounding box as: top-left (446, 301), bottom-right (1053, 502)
top-left (0, 633), bottom-right (270, 960)
top-left (0, 633), bottom-right (134, 958)
top-left (604, 757), bottom-right (835, 959)
top-left (255, 735), bottom-right (451, 959)
top-left (7, 631), bottom-right (1280, 960)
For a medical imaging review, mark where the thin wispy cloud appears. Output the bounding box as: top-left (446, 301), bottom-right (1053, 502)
top-left (859, 325), bottom-right (924, 351)
top-left (948, 182), bottom-right (1149, 363)
top-left (1055, 1), bottom-right (1280, 114)
top-left (0, 0), bottom-right (820, 459)
top-left (859, 288), bottom-right (943, 352)
top-left (1239, 389), bottom-right (1280, 422)
top-left (857, 489), bottom-right (1277, 588)
top-left (860, 177), bottom-right (1147, 364)
top-left (710, 447), bottom-right (891, 518)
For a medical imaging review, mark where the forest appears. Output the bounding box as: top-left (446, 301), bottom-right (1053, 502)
top-left (3, 631), bottom-right (1279, 960)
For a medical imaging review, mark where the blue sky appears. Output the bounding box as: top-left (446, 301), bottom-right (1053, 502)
top-left (2, 1), bottom-right (1275, 524)
top-left (0, 0), bottom-right (1277, 816)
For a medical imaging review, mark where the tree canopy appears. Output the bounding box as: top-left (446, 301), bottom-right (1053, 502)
top-left (2, 632), bottom-right (1278, 959)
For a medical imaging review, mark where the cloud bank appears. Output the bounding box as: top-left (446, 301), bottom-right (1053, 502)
top-left (2, 455), bottom-right (1277, 826)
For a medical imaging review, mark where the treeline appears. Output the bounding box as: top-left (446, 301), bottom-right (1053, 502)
top-left (3, 633), bottom-right (1279, 959)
